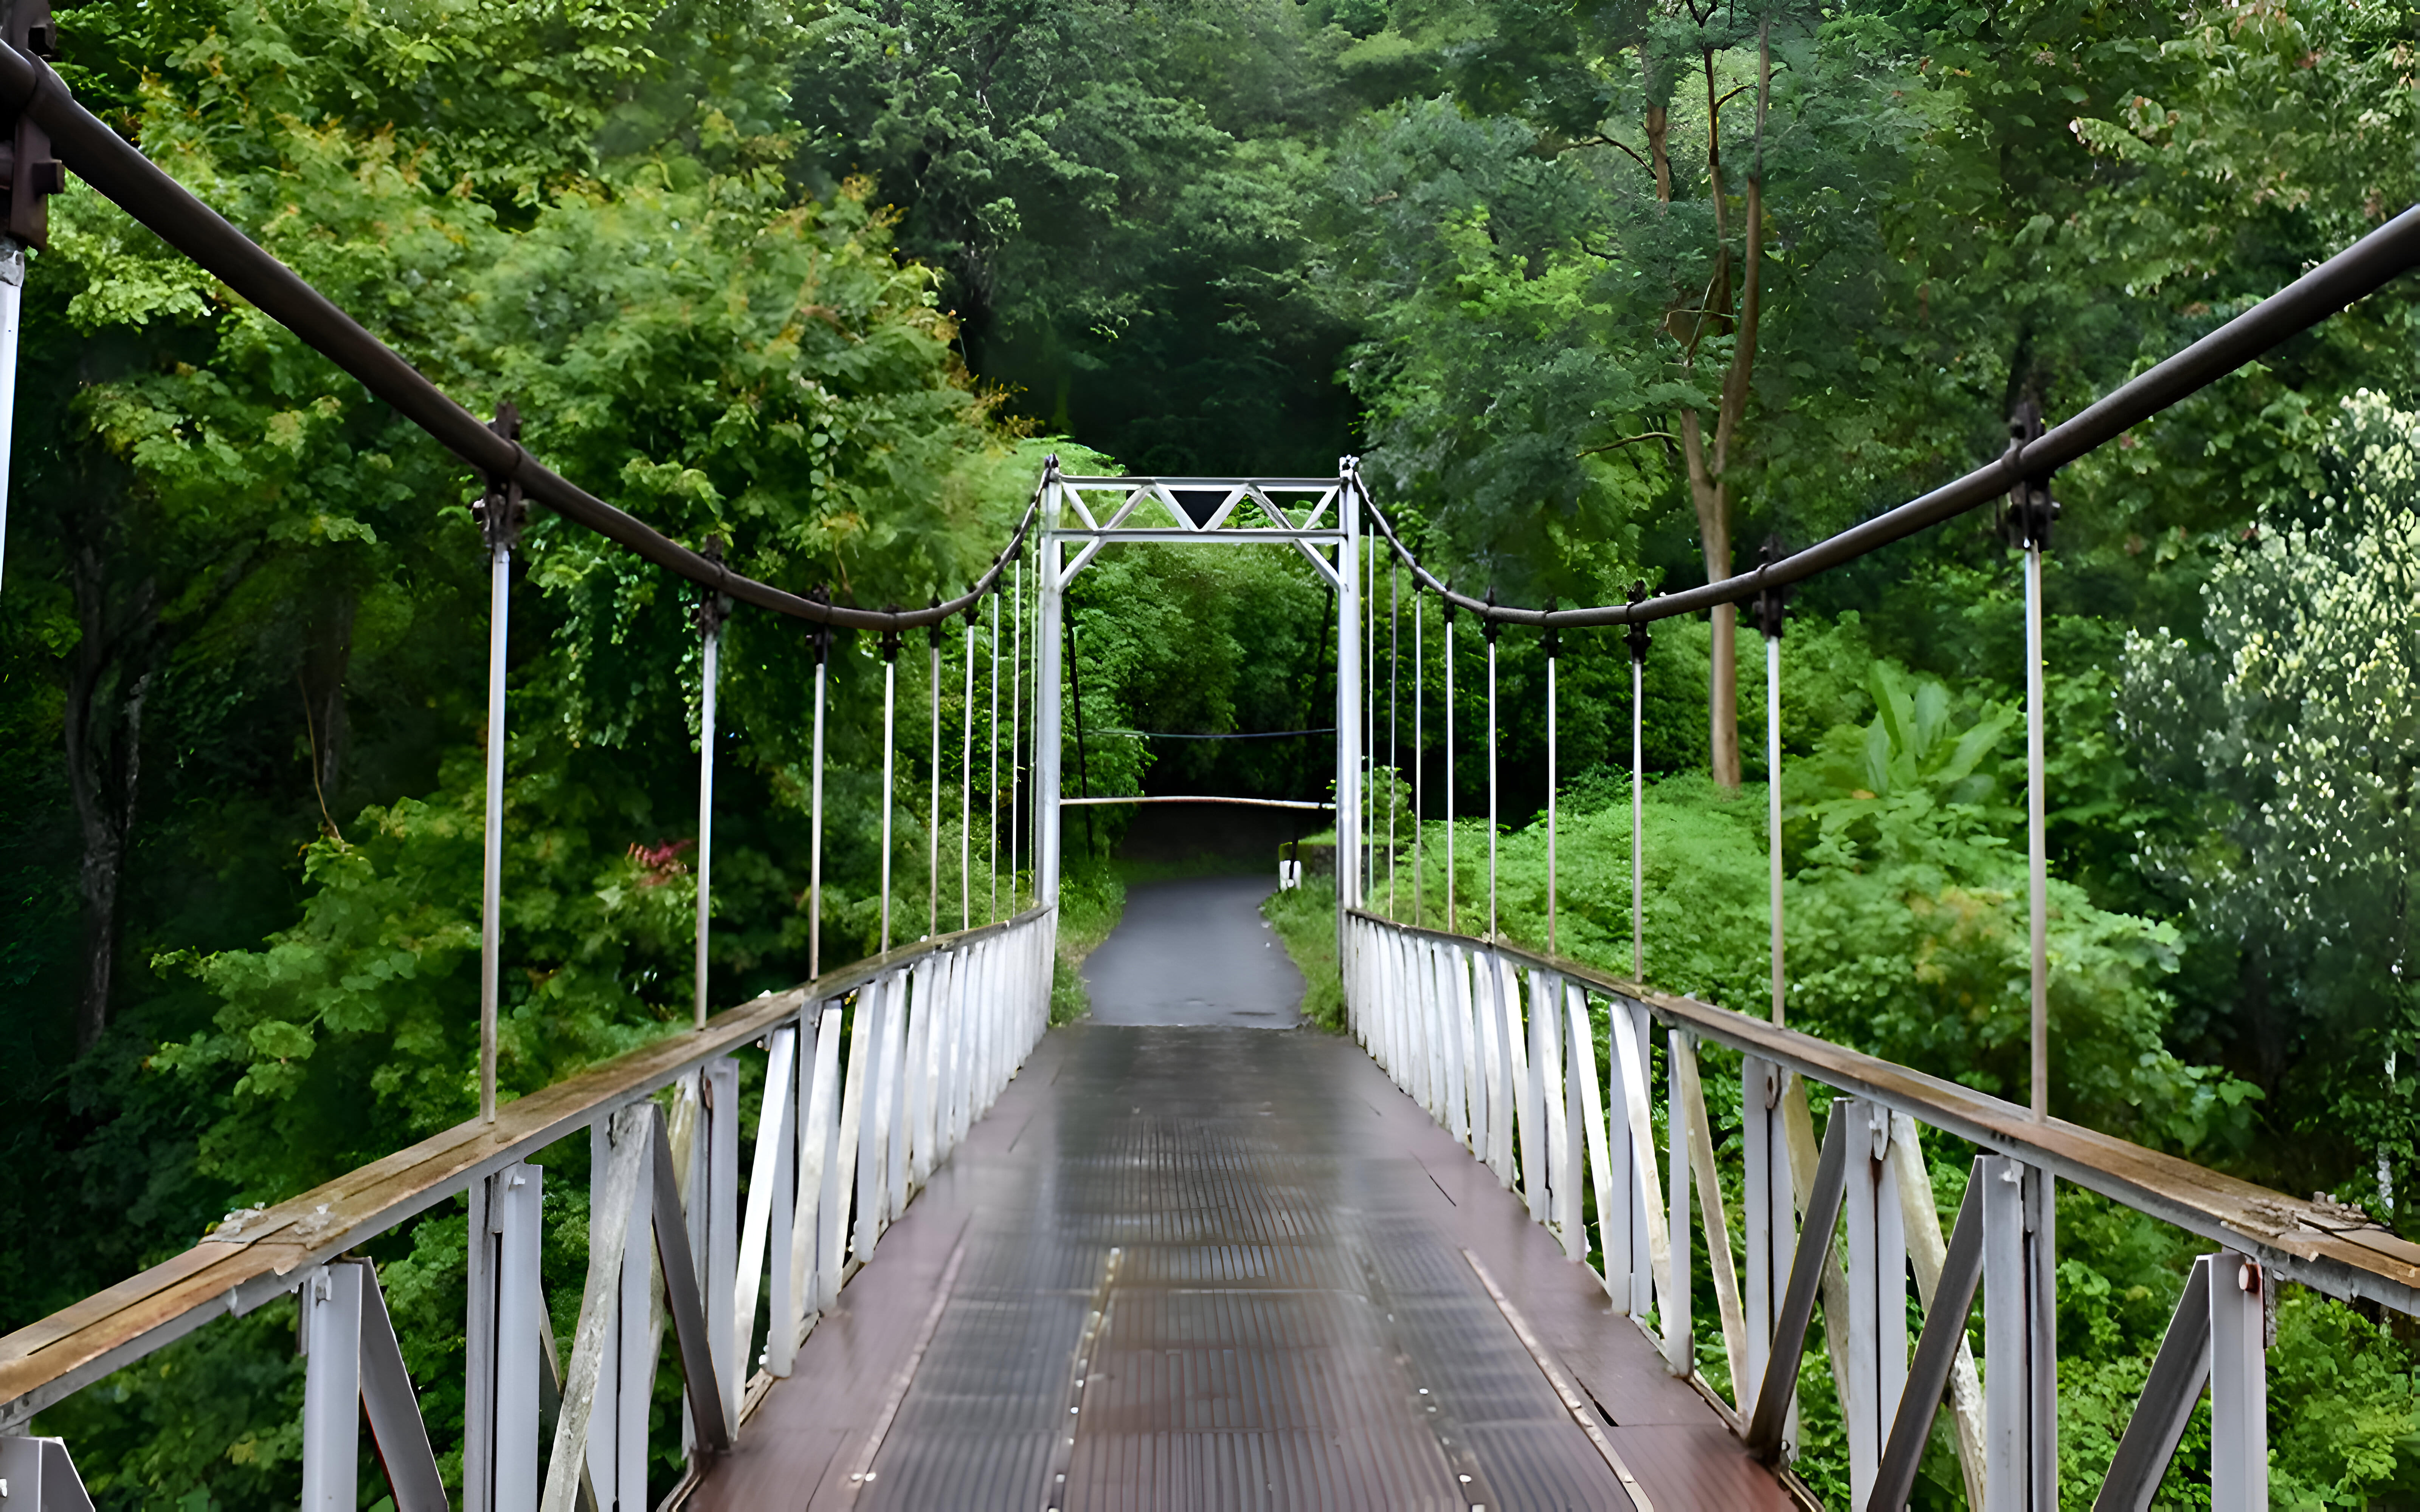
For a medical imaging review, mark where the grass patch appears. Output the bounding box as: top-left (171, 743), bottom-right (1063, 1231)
top-left (1262, 876), bottom-right (1345, 1032)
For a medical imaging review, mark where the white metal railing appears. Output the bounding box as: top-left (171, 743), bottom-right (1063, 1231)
top-left (1343, 908), bottom-right (2420, 1512)
top-left (0, 905), bottom-right (1056, 1511)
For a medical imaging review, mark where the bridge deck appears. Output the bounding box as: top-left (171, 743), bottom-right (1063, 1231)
top-left (692, 882), bottom-right (1789, 1512)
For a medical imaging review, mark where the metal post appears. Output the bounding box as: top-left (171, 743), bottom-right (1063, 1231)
top-left (1484, 604), bottom-right (1499, 937)
top-left (2007, 400), bottom-right (2059, 1122)
top-left (929, 615), bottom-right (942, 938)
top-left (1665, 1027), bottom-right (1693, 1377)
top-left (1982, 1154), bottom-right (2057, 1511)
top-left (1034, 459), bottom-right (1064, 907)
top-left (703, 1056), bottom-right (740, 1425)
top-left (1010, 553), bottom-right (1024, 911)
top-left (1741, 1056), bottom-right (1793, 1430)
top-left (880, 623), bottom-right (900, 953)
top-left (1843, 1100), bottom-right (1908, 1508)
top-left (1444, 601), bottom-right (1454, 933)
top-left (465, 1161), bottom-right (541, 1512)
top-left (2210, 1252), bottom-right (2269, 1512)
top-left (300, 1261), bottom-right (365, 1512)
top-left (2025, 540), bottom-right (2049, 1117)
top-left (473, 405), bottom-right (522, 1125)
top-left (1768, 630), bottom-right (1784, 1024)
top-left (990, 580), bottom-right (1002, 917)
top-left (1545, 620), bottom-right (1558, 956)
top-left (0, 242), bottom-right (23, 596)
top-left (0, 1436), bottom-right (95, 1511)
top-left (1388, 558), bottom-right (1399, 918)
top-left (694, 568), bottom-right (725, 1031)
top-left (1337, 461), bottom-right (1361, 927)
top-left (960, 605), bottom-right (976, 931)
top-left (1365, 531), bottom-right (1376, 902)
top-left (808, 608), bottom-right (829, 978)
top-left (1758, 545), bottom-right (1787, 1027)
top-left (1627, 585), bottom-right (1651, 979)
top-left (1413, 586), bottom-right (1424, 926)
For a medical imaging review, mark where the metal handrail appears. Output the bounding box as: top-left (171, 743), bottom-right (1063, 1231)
top-left (0, 44), bottom-right (1035, 632)
top-left (1346, 204), bottom-right (2420, 629)
top-left (0, 904), bottom-right (1054, 1433)
top-left (1347, 907), bottom-right (2420, 1315)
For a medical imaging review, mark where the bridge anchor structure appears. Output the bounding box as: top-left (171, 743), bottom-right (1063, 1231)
top-left (3, 15), bottom-right (2420, 1509)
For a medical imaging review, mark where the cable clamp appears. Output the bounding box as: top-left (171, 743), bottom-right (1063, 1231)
top-left (1753, 536), bottom-right (1789, 640)
top-left (2000, 397), bottom-right (2061, 550)
top-left (471, 402), bottom-right (525, 552)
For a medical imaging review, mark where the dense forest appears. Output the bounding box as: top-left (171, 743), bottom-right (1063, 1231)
top-left (3, 0), bottom-right (2418, 1502)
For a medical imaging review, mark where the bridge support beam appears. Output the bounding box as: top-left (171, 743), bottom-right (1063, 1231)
top-left (1034, 463), bottom-right (1064, 908)
top-left (1337, 459), bottom-right (1361, 935)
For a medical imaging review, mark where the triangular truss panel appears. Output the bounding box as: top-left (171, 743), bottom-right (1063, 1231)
top-left (1052, 475), bottom-right (1347, 589)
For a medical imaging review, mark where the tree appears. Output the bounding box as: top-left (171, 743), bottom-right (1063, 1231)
top-left (1322, 0), bottom-right (1931, 786)
top-left (2125, 392), bottom-right (2420, 1210)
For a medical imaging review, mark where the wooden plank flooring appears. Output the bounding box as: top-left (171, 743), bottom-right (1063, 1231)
top-left (689, 1021), bottom-right (1792, 1512)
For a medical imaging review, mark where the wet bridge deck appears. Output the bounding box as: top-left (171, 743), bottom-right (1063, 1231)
top-left (692, 880), bottom-right (1791, 1512)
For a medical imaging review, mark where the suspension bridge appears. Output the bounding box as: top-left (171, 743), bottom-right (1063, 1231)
top-left (3, 24), bottom-right (2420, 1512)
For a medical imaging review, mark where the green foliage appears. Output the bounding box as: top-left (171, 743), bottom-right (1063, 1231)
top-left (2127, 392), bottom-right (2420, 1192)
top-left (10, 0), bottom-right (2420, 1499)
top-left (1262, 875), bottom-right (1348, 1032)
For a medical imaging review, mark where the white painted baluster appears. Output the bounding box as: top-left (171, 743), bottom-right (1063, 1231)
top-left (734, 1027), bottom-right (797, 1383)
top-left (300, 1261), bottom-right (365, 1512)
top-left (910, 953), bottom-right (946, 1185)
top-left (1843, 1098), bottom-right (1908, 1507)
top-left (783, 1012), bottom-right (840, 1373)
top-left (828, 989), bottom-right (872, 1289)
top-left (1423, 941), bottom-right (1449, 1122)
top-left (465, 1161), bottom-right (543, 1512)
top-left (1666, 1027), bottom-right (1693, 1378)
top-left (886, 967), bottom-right (915, 1218)
top-left (1457, 946), bottom-right (1487, 1163)
top-left (1496, 954), bottom-right (1531, 1198)
top-left (1568, 984), bottom-right (1616, 1276)
top-left (1608, 1002), bottom-right (1663, 1319)
top-left (1528, 966), bottom-right (1568, 1234)
top-left (1436, 943), bottom-right (1468, 1148)
top-left (2211, 1250), bottom-right (2269, 1512)
top-left (856, 972), bottom-right (898, 1256)
top-left (944, 951), bottom-right (971, 1148)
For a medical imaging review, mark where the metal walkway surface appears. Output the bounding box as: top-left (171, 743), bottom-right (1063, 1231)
top-left (692, 881), bottom-right (1790, 1511)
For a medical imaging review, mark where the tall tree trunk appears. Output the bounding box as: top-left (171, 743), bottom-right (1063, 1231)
top-left (303, 593), bottom-right (354, 834)
top-left (63, 541), bottom-right (158, 1053)
top-left (1657, 32), bottom-right (1770, 792)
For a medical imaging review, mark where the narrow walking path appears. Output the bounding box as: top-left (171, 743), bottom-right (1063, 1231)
top-left (692, 884), bottom-right (1789, 1510)
top-left (1082, 875), bottom-right (1304, 1027)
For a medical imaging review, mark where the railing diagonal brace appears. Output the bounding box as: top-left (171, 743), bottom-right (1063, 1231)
top-left (351, 1259), bottom-right (449, 1512)
top-left (650, 1105), bottom-right (735, 1456)
top-left (1745, 1102), bottom-right (1849, 1461)
top-left (1867, 1158), bottom-right (1986, 1510)
top-left (2091, 1255), bottom-right (2215, 1512)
